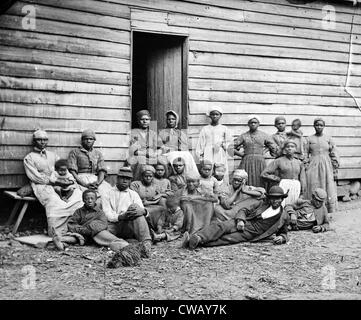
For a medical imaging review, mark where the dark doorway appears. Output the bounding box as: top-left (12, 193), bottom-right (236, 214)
top-left (131, 31), bottom-right (188, 131)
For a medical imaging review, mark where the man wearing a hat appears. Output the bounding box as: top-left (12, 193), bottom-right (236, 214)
top-left (101, 167), bottom-right (152, 257)
top-left (285, 188), bottom-right (330, 233)
top-left (183, 186), bottom-right (290, 249)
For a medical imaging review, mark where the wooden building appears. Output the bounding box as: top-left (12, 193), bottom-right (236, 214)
top-left (1, 0), bottom-right (361, 188)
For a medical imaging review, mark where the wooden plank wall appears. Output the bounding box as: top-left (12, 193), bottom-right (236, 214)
top-left (0, 0), bottom-right (132, 188)
top-left (1, 0), bottom-right (361, 188)
top-left (127, 0), bottom-right (361, 179)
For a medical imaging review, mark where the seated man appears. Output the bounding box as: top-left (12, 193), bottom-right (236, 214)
top-left (102, 167), bottom-right (152, 258)
top-left (214, 169), bottom-right (265, 221)
top-left (285, 188), bottom-right (330, 233)
top-left (182, 186), bottom-right (290, 249)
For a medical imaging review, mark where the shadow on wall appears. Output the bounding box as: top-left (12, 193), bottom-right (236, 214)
top-left (0, 0), bottom-right (17, 15)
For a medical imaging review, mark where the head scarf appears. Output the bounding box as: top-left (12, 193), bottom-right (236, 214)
top-left (313, 188), bottom-right (327, 201)
top-left (200, 159), bottom-right (213, 168)
top-left (166, 110), bottom-right (180, 128)
top-left (186, 174), bottom-right (201, 181)
top-left (141, 165), bottom-right (155, 175)
top-left (247, 115), bottom-right (261, 124)
top-left (136, 110), bottom-right (151, 120)
top-left (274, 116), bottom-right (286, 125)
top-left (172, 157), bottom-right (185, 165)
top-left (81, 129), bottom-right (96, 140)
top-left (233, 169), bottom-right (248, 179)
top-left (281, 140), bottom-right (297, 151)
top-left (206, 106), bottom-right (223, 117)
top-left (214, 163), bottom-right (226, 170)
top-left (314, 117), bottom-right (325, 126)
top-left (33, 129), bottom-right (48, 140)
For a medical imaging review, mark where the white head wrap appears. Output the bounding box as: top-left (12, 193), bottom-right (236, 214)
top-left (206, 106), bottom-right (223, 117)
top-left (33, 129), bottom-right (48, 139)
top-left (233, 169), bottom-right (248, 179)
top-left (247, 114), bottom-right (261, 124)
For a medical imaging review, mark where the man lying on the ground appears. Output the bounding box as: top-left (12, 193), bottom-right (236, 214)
top-left (285, 188), bottom-right (330, 233)
top-left (182, 186), bottom-right (290, 250)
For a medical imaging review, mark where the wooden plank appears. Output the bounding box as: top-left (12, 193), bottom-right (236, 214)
top-left (8, 1), bottom-right (131, 31)
top-left (0, 130), bottom-right (131, 148)
top-left (23, 0), bottom-right (131, 19)
top-left (189, 52), bottom-right (350, 75)
top-left (0, 62), bottom-right (130, 86)
top-left (338, 168), bottom-right (361, 180)
top-left (0, 116), bottom-right (129, 134)
top-left (0, 103), bottom-right (130, 121)
top-left (0, 15), bottom-right (130, 44)
top-left (0, 76), bottom-right (129, 96)
top-left (0, 160), bottom-right (127, 175)
top-left (0, 175), bottom-right (29, 189)
top-left (189, 40), bottom-right (349, 62)
top-left (168, 14), bottom-right (350, 43)
top-left (0, 145), bottom-right (128, 161)
top-left (0, 89), bottom-right (130, 108)
top-left (188, 65), bottom-right (349, 86)
top-left (189, 79), bottom-right (351, 97)
top-left (0, 45), bottom-right (130, 73)
top-left (0, 29), bottom-right (130, 59)
top-left (188, 90), bottom-right (357, 107)
top-left (190, 101), bottom-right (361, 117)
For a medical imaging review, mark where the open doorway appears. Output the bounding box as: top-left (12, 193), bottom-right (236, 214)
top-left (131, 31), bottom-right (188, 131)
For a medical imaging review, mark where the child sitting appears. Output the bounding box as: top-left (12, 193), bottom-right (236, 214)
top-left (50, 159), bottom-right (76, 202)
top-left (287, 119), bottom-right (307, 161)
top-left (169, 157), bottom-right (187, 194)
top-left (180, 175), bottom-right (217, 234)
top-left (199, 160), bottom-right (219, 195)
top-left (213, 163), bottom-right (230, 197)
top-left (285, 188), bottom-right (330, 233)
top-left (153, 161), bottom-right (173, 198)
top-left (152, 196), bottom-right (184, 242)
top-left (53, 189), bottom-right (126, 251)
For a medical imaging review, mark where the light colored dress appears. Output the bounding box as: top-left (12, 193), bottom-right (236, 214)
top-left (24, 148), bottom-right (83, 236)
top-left (305, 134), bottom-right (339, 213)
top-left (196, 124), bottom-right (232, 178)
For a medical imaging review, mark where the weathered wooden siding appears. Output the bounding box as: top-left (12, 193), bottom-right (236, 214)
top-left (0, 0), bottom-right (132, 187)
top-left (1, 0), bottom-right (361, 188)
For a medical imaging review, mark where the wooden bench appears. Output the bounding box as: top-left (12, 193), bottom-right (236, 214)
top-left (4, 191), bottom-right (38, 234)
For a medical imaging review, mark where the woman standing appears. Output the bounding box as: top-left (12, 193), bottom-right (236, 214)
top-left (127, 110), bottom-right (162, 180)
top-left (229, 115), bottom-right (278, 188)
top-left (305, 118), bottom-right (339, 213)
top-left (196, 106), bottom-right (232, 180)
top-left (23, 130), bottom-right (83, 236)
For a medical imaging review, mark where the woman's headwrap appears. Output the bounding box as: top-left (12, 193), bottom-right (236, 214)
top-left (166, 110), bottom-right (179, 128)
top-left (314, 117), bottom-right (325, 126)
top-left (81, 129), bottom-right (96, 140)
top-left (141, 165), bottom-right (155, 175)
top-left (200, 159), bottom-right (213, 168)
top-left (33, 129), bottom-right (48, 140)
top-left (281, 140), bottom-right (297, 151)
top-left (247, 115), bottom-right (261, 124)
top-left (185, 173), bottom-right (201, 181)
top-left (136, 110), bottom-right (151, 120)
top-left (233, 169), bottom-right (248, 179)
top-left (172, 157), bottom-right (185, 165)
top-left (206, 106), bottom-right (223, 117)
top-left (214, 163), bottom-right (226, 170)
top-left (274, 116), bottom-right (286, 125)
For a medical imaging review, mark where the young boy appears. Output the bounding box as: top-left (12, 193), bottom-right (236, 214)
top-left (287, 119), bottom-right (307, 161)
top-left (152, 196), bottom-right (184, 242)
top-left (50, 159), bottom-right (76, 202)
top-left (284, 188), bottom-right (330, 232)
top-left (272, 116), bottom-right (287, 157)
top-left (169, 157), bottom-right (187, 193)
top-left (213, 163), bottom-right (230, 197)
top-left (53, 189), bottom-right (127, 251)
top-left (199, 160), bottom-right (218, 195)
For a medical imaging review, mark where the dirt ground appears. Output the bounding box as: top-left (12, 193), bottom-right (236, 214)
top-left (1, 200), bottom-right (361, 300)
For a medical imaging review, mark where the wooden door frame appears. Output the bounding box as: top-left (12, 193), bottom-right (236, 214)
top-left (130, 29), bottom-right (189, 129)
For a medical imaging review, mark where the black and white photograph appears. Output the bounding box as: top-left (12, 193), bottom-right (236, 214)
top-left (0, 0), bottom-right (361, 305)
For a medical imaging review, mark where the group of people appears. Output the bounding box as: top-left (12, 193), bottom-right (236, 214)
top-left (21, 107), bottom-right (339, 266)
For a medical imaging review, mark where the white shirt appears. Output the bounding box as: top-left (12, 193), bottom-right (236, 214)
top-left (102, 186), bottom-right (145, 223)
top-left (261, 206), bottom-right (281, 219)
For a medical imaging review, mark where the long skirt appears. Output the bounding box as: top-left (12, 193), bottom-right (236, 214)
top-left (279, 179), bottom-right (301, 206)
top-left (306, 154), bottom-right (338, 213)
top-left (239, 154), bottom-right (266, 188)
top-left (181, 200), bottom-right (214, 234)
top-left (77, 173), bottom-right (112, 205)
top-left (31, 183), bottom-right (83, 236)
